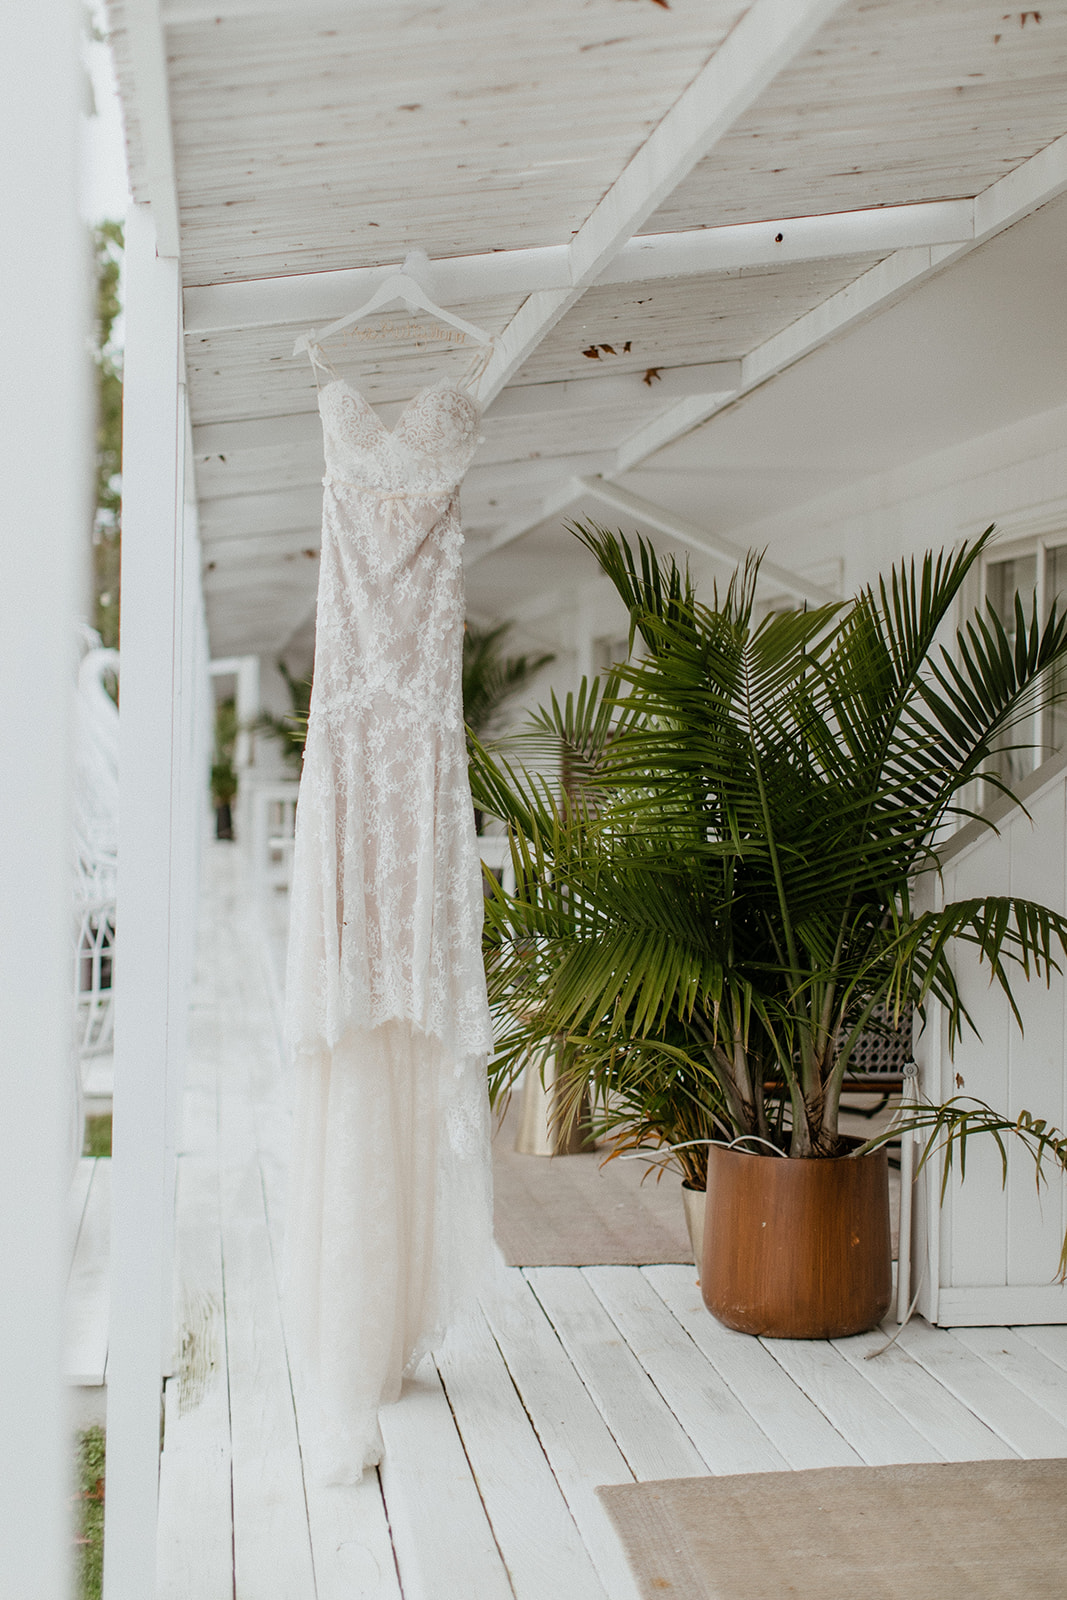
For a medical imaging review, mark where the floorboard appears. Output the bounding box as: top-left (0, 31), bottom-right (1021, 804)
top-left (524, 1267), bottom-right (707, 1481)
top-left (303, 1471), bottom-right (403, 1600)
top-left (584, 1266), bottom-right (787, 1475)
top-left (436, 1310), bottom-right (609, 1600)
top-left (829, 1326), bottom-right (1018, 1461)
top-left (156, 1158), bottom-right (232, 1600)
top-left (1015, 1321), bottom-right (1067, 1374)
top-left (761, 1336), bottom-right (944, 1465)
top-left (896, 1319), bottom-right (1067, 1458)
top-left (379, 1356), bottom-right (515, 1600)
top-left (643, 1265), bottom-right (863, 1470)
top-left (484, 1271), bottom-right (644, 1600)
top-left (949, 1325), bottom-right (1067, 1430)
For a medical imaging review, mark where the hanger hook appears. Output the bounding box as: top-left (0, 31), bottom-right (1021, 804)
top-left (401, 249), bottom-right (434, 291)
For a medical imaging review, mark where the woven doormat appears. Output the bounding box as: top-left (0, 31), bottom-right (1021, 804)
top-left (491, 1099), bottom-right (693, 1267)
top-left (598, 1458), bottom-right (1067, 1599)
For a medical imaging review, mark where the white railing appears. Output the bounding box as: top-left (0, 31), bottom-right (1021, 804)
top-left (74, 892), bottom-right (117, 1058)
top-left (249, 781), bottom-right (300, 895)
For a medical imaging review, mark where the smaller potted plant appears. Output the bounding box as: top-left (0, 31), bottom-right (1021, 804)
top-left (254, 659), bottom-right (312, 774)
top-left (211, 696), bottom-right (238, 840)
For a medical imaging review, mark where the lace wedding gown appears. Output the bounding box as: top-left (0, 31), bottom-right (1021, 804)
top-left (283, 353), bottom-right (495, 1476)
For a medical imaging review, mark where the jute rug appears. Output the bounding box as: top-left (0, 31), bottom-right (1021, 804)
top-left (491, 1098), bottom-right (694, 1267)
top-left (598, 1459), bottom-right (1067, 1599)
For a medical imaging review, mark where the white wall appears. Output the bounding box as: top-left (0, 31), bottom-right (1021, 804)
top-left (742, 399), bottom-right (1067, 599)
top-left (914, 753), bottom-right (1067, 1326)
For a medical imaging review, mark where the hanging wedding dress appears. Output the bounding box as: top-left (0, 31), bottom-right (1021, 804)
top-left (284, 346), bottom-right (495, 1477)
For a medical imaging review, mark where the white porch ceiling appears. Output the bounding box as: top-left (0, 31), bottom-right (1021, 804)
top-left (103, 0), bottom-right (1067, 659)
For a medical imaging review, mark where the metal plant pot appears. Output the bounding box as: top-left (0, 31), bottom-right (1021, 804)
top-left (682, 1182), bottom-right (706, 1278)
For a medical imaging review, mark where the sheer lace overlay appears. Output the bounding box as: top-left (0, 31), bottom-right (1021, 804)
top-left (284, 374), bottom-right (495, 1478)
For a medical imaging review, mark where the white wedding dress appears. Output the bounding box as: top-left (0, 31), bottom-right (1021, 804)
top-left (283, 348), bottom-right (495, 1477)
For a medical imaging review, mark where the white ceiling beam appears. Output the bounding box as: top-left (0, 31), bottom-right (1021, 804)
top-left (476, 0), bottom-right (851, 406)
top-left (613, 249), bottom-right (945, 472)
top-left (467, 454), bottom-right (613, 493)
top-left (182, 202), bottom-right (973, 335)
top-left (607, 200), bottom-right (974, 284)
top-left (115, 0), bottom-right (181, 257)
top-left (971, 127), bottom-right (1067, 244)
top-left (183, 246), bottom-right (565, 334)
top-left (577, 479), bottom-right (836, 606)
top-left (614, 393), bottom-right (742, 473)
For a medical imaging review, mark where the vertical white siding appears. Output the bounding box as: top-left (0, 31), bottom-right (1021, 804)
top-left (0, 2), bottom-right (88, 1592)
top-left (104, 203), bottom-right (193, 1599)
top-left (929, 760), bottom-right (1067, 1323)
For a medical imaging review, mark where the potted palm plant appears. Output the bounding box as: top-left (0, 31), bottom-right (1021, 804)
top-left (469, 524), bottom-right (1067, 1338)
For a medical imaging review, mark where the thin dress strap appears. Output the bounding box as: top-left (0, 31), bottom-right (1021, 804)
top-left (456, 336), bottom-right (495, 401)
top-left (306, 340), bottom-right (341, 388)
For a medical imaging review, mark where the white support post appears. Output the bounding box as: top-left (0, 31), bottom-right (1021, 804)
top-left (103, 202), bottom-right (186, 1600)
top-left (160, 392), bottom-right (206, 1377)
top-left (0, 3), bottom-right (87, 1595)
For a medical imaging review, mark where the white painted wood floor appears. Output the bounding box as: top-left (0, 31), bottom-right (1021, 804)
top-left (156, 845), bottom-right (1067, 1600)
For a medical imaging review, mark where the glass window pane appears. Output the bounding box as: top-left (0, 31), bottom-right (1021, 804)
top-left (986, 553), bottom-right (1037, 631)
top-left (985, 553), bottom-right (1038, 784)
top-left (1044, 543), bottom-right (1067, 756)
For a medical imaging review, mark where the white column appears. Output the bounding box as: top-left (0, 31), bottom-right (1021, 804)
top-left (235, 653), bottom-right (260, 770)
top-left (103, 202), bottom-right (186, 1600)
top-left (0, 3), bottom-right (88, 1594)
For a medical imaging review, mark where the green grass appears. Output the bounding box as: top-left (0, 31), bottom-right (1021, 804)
top-left (74, 1427), bottom-right (105, 1600)
top-left (82, 1115), bottom-right (112, 1159)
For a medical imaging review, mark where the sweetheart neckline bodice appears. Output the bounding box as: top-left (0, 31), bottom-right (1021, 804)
top-left (318, 375), bottom-right (480, 439)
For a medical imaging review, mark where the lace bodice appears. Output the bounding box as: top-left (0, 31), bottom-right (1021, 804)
top-left (318, 377), bottom-right (481, 492)
top-left (285, 375), bottom-right (493, 1058)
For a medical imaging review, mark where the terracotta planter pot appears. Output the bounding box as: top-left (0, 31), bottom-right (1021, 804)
top-left (701, 1141), bottom-right (892, 1338)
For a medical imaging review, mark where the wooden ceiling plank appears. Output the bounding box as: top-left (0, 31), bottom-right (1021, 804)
top-left (188, 361), bottom-right (744, 464)
top-left (477, 0), bottom-right (852, 405)
top-left (466, 477), bottom-right (589, 567)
